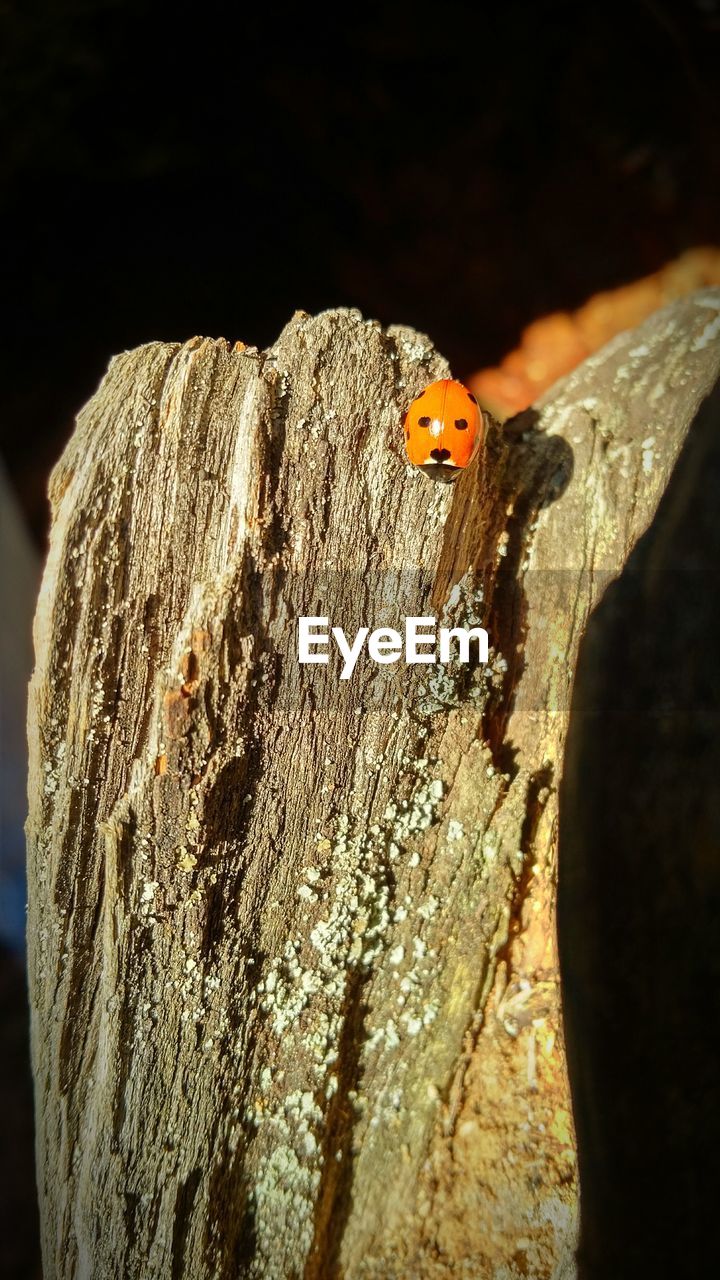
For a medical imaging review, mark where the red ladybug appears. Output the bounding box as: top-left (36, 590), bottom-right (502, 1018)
top-left (403, 378), bottom-right (484, 482)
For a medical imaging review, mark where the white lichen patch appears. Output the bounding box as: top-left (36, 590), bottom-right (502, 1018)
top-left (42, 737), bottom-right (67, 797)
top-left (249, 741), bottom-right (454, 1254)
top-left (177, 845), bottom-right (197, 872)
top-left (250, 1143), bottom-right (321, 1279)
top-left (416, 895), bottom-right (440, 921)
top-left (481, 832), bottom-right (500, 863)
top-left (258, 812), bottom-right (397, 1043)
top-left (382, 777), bottom-right (444, 843)
top-left (417, 571), bottom-right (493, 714)
top-left (398, 335), bottom-right (432, 362)
top-left (691, 309), bottom-right (720, 352)
top-left (641, 436), bottom-right (655, 474)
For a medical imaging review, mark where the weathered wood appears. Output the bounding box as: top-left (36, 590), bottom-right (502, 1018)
top-left (26, 293), bottom-right (720, 1279)
top-left (559, 365), bottom-right (720, 1278)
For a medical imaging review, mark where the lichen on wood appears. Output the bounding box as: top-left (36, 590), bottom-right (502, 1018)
top-left (26, 293), bottom-right (720, 1278)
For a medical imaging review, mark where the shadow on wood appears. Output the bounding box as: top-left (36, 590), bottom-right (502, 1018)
top-left (559, 375), bottom-right (720, 1279)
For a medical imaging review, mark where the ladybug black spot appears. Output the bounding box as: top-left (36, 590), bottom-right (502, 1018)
top-left (467, 391), bottom-right (478, 403)
top-left (418, 415), bottom-right (431, 427)
top-left (455, 418), bottom-right (468, 430)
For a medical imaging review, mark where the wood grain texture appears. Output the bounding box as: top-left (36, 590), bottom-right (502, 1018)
top-left (558, 360), bottom-right (720, 1279)
top-left (26, 294), bottom-right (720, 1279)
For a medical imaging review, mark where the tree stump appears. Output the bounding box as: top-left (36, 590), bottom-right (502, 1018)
top-left (27, 294), bottom-right (720, 1279)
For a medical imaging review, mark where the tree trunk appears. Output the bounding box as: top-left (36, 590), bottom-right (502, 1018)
top-left (26, 294), bottom-right (720, 1279)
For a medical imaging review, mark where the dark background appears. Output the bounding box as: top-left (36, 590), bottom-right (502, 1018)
top-left (1, 1), bottom-right (719, 1276)
top-left (2, 0), bottom-right (720, 546)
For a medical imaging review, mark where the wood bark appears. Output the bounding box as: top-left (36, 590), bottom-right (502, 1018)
top-left (26, 293), bottom-right (720, 1279)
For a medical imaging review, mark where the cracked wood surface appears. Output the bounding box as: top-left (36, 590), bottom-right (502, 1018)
top-left (26, 293), bottom-right (720, 1279)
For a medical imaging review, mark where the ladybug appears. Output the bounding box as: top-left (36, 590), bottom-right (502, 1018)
top-left (402, 378), bottom-right (484, 482)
